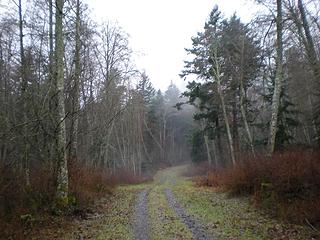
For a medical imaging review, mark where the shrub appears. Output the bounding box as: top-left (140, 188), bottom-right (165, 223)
top-left (197, 150), bottom-right (320, 224)
top-left (184, 162), bottom-right (212, 178)
top-left (69, 162), bottom-right (115, 208)
top-left (0, 161), bottom-right (117, 239)
top-left (110, 168), bottom-right (153, 185)
top-left (0, 163), bottom-right (56, 239)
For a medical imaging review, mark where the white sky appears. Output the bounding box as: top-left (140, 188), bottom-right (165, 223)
top-left (83, 0), bottom-right (261, 91)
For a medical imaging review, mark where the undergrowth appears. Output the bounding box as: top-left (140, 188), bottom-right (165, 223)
top-left (196, 150), bottom-right (320, 225)
top-left (0, 161), bottom-right (148, 239)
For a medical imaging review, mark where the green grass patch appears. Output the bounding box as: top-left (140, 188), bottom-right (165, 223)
top-left (148, 185), bottom-right (194, 240)
top-left (172, 179), bottom-right (318, 240)
top-left (95, 186), bottom-right (139, 240)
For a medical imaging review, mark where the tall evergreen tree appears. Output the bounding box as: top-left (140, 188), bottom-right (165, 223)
top-left (182, 6), bottom-right (261, 164)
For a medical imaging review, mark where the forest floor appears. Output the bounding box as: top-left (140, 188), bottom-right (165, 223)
top-left (28, 165), bottom-right (319, 240)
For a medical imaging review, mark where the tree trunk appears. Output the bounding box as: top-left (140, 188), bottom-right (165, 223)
top-left (101, 120), bottom-right (115, 168)
top-left (115, 124), bottom-right (126, 168)
top-left (288, 1), bottom-right (320, 146)
top-left (297, 0), bottom-right (320, 82)
top-left (162, 112), bottom-right (167, 163)
top-left (48, 0), bottom-right (56, 170)
top-left (219, 85), bottom-right (236, 165)
top-left (212, 47), bottom-right (236, 165)
top-left (211, 139), bottom-right (219, 168)
top-left (297, 0), bottom-right (320, 145)
top-left (143, 118), bottom-right (164, 153)
top-left (269, 0), bottom-right (283, 154)
top-left (232, 95), bottom-right (239, 157)
top-left (19, 0), bottom-right (30, 187)
top-left (239, 35), bottom-right (255, 157)
top-left (204, 134), bottom-right (212, 166)
top-left (55, 0), bottom-right (69, 207)
top-left (201, 121), bottom-right (212, 166)
top-left (49, 0), bottom-right (54, 83)
top-left (69, 0), bottom-right (81, 160)
top-left (215, 117), bottom-right (223, 164)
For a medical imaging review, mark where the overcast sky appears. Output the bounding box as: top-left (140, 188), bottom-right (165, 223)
top-left (83, 0), bottom-right (261, 91)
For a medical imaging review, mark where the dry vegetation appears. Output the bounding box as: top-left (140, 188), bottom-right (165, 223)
top-left (0, 162), bottom-right (149, 240)
top-left (195, 150), bottom-right (320, 225)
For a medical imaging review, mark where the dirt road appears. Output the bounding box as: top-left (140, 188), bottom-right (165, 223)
top-left (30, 165), bottom-right (318, 240)
top-left (133, 166), bottom-right (214, 240)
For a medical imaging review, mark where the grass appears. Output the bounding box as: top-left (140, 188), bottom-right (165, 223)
top-left (95, 186), bottom-right (137, 240)
top-left (172, 174), bottom-right (319, 240)
top-left (70, 183), bottom-right (152, 240)
top-left (148, 184), bottom-right (194, 240)
top-left (26, 185), bottom-right (139, 240)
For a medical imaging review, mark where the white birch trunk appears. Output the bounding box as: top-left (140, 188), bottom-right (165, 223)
top-left (212, 46), bottom-right (236, 165)
top-left (201, 121), bottom-right (212, 166)
top-left (55, 0), bottom-right (69, 206)
top-left (269, 0), bottom-right (283, 154)
top-left (69, 0), bottom-right (81, 160)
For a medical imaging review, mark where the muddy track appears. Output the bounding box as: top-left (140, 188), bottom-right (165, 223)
top-left (165, 188), bottom-right (214, 240)
top-left (133, 189), bottom-right (150, 240)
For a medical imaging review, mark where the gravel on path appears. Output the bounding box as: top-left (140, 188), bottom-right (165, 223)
top-left (165, 188), bottom-right (215, 240)
top-left (133, 189), bottom-right (150, 240)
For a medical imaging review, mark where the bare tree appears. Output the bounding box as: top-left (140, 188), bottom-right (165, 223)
top-left (270, 0), bottom-right (284, 154)
top-left (68, 0), bottom-right (81, 160)
top-left (55, 0), bottom-right (69, 207)
top-left (18, 0), bottom-right (30, 186)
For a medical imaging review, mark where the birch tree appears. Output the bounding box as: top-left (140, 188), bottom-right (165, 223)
top-left (269, 0), bottom-right (283, 154)
top-left (55, 0), bottom-right (69, 206)
top-left (211, 45), bottom-right (236, 165)
top-left (68, 0), bottom-right (81, 160)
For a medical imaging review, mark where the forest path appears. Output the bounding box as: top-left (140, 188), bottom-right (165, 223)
top-left (131, 165), bottom-right (315, 240)
top-left (32, 165), bottom-right (318, 239)
top-left (145, 165), bottom-right (214, 239)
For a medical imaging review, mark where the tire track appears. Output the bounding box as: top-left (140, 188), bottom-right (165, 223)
top-left (165, 188), bottom-right (215, 240)
top-left (133, 189), bottom-right (150, 240)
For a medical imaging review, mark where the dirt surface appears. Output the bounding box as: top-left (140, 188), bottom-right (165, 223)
top-left (133, 190), bottom-right (150, 240)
